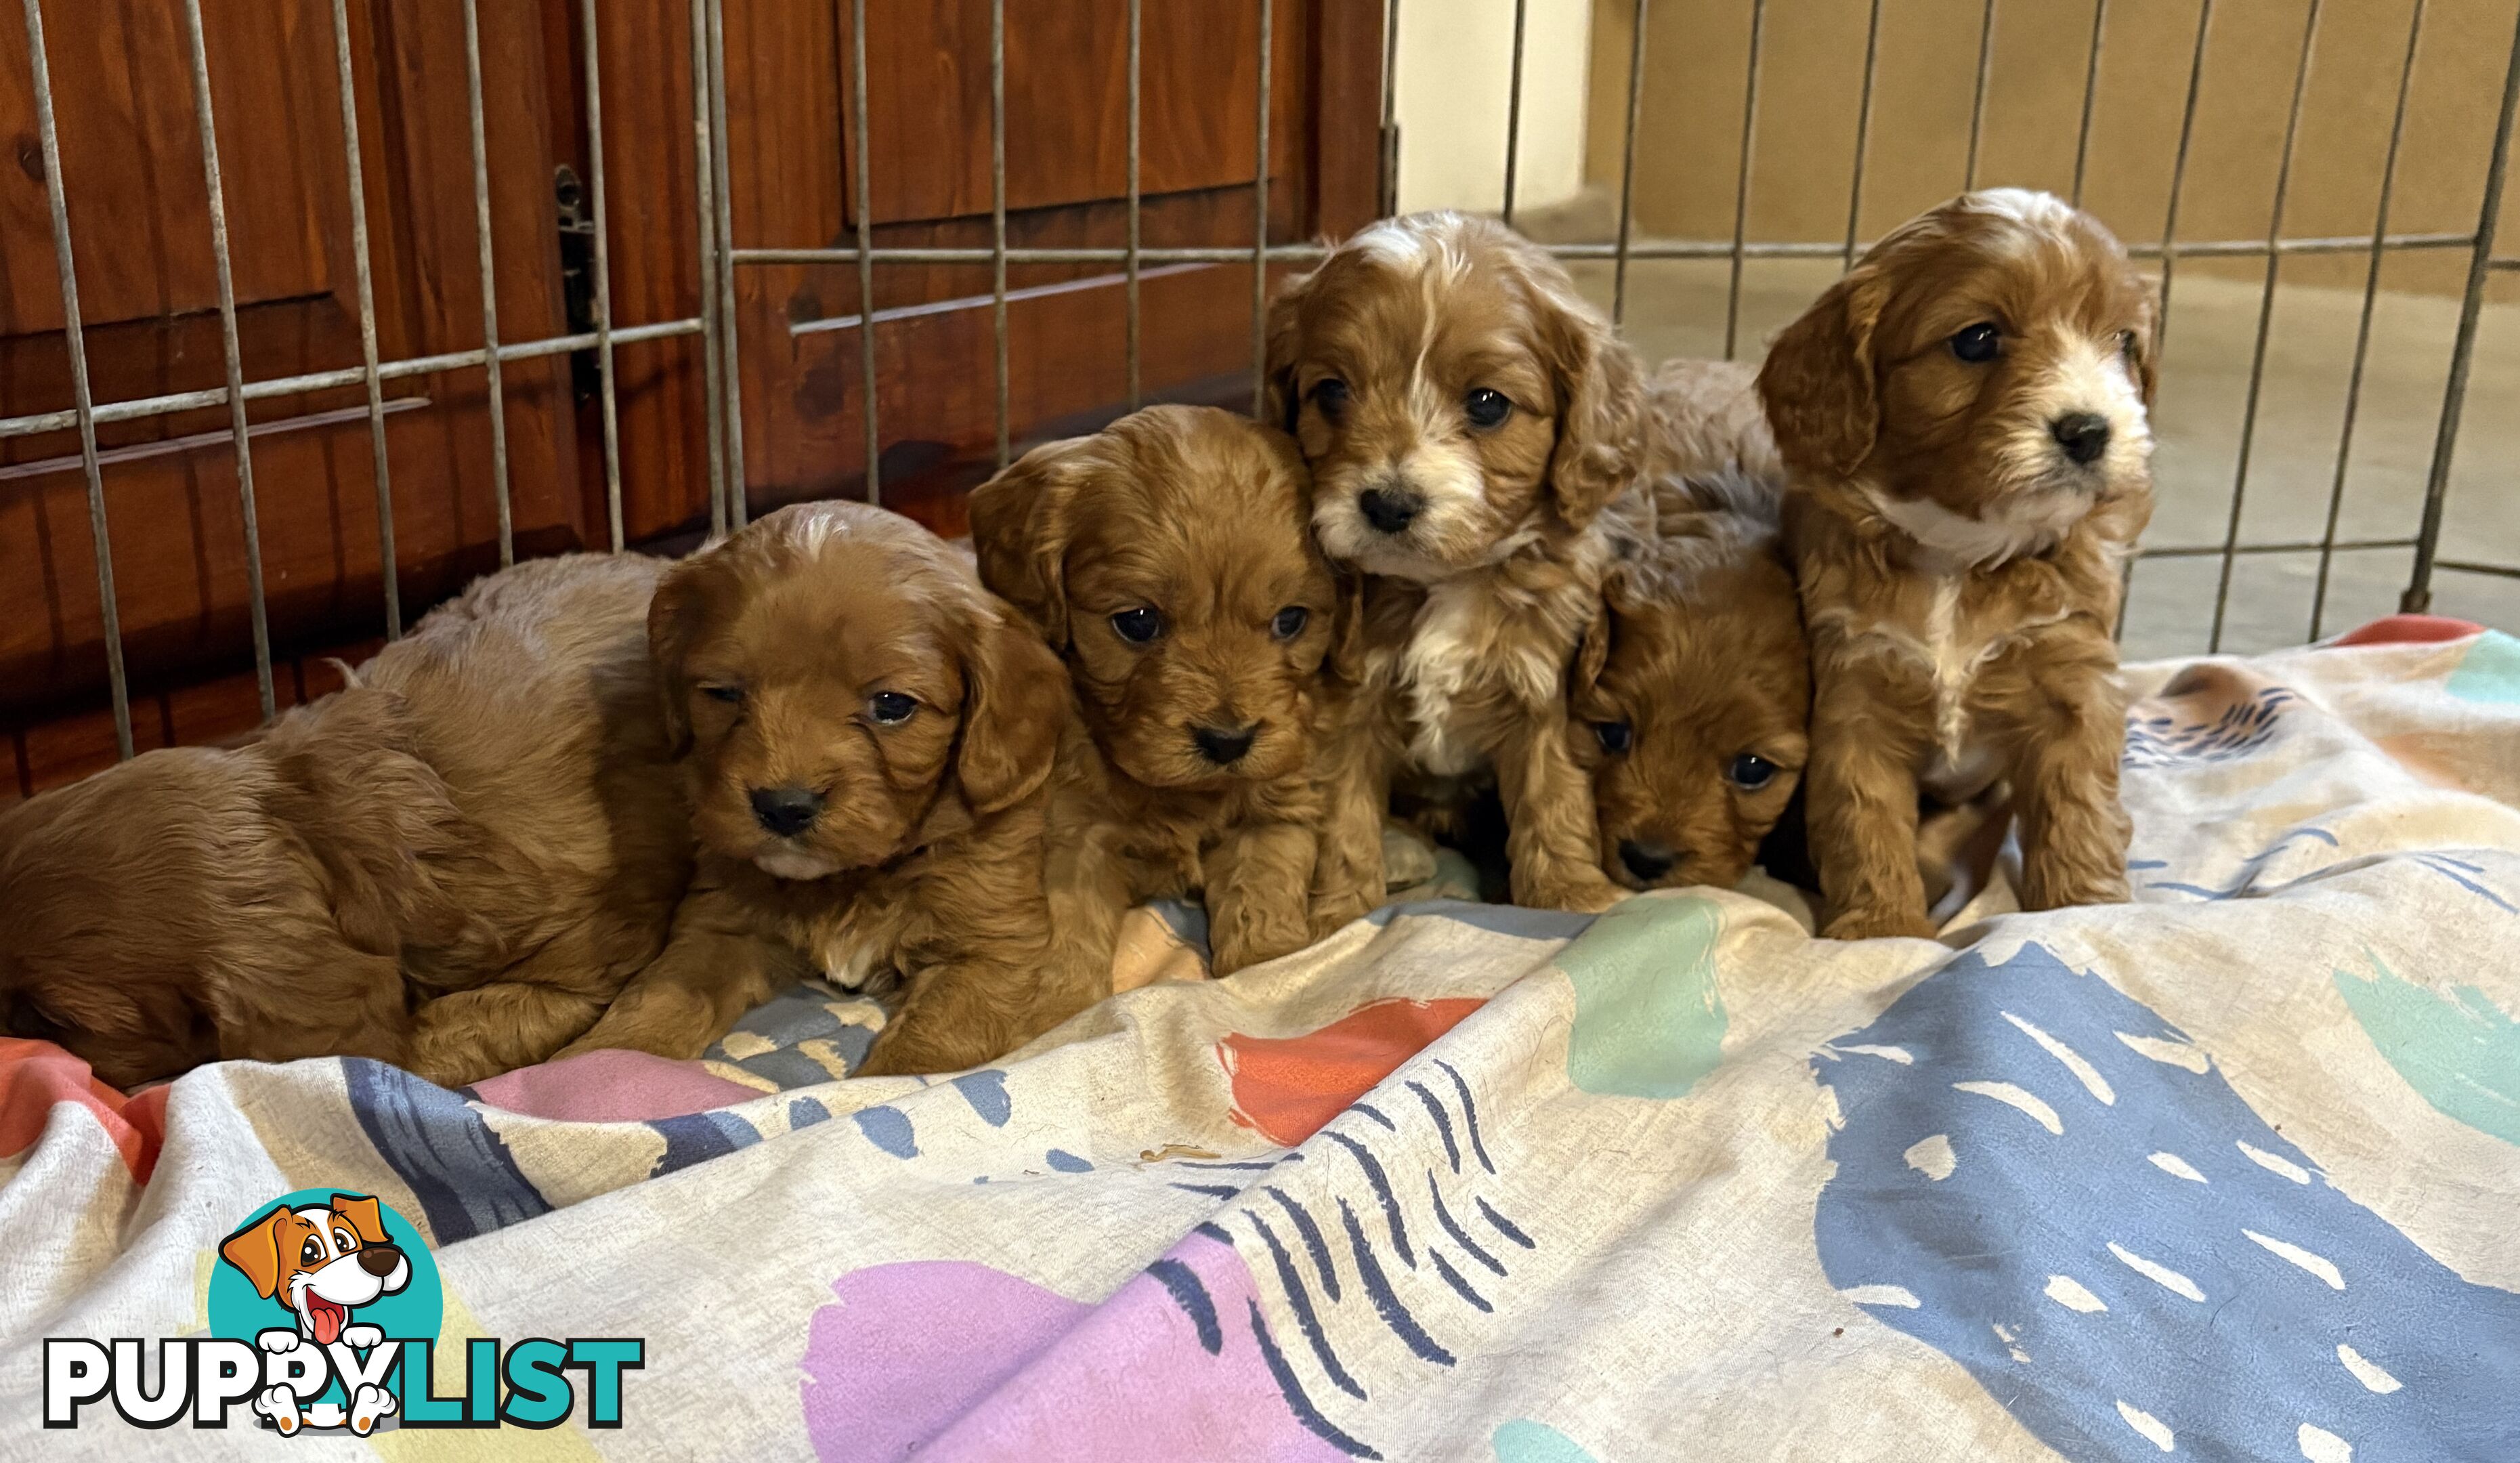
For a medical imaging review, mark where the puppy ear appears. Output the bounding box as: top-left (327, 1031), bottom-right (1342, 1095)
top-left (329, 1193), bottom-right (390, 1247)
top-left (219, 1208), bottom-right (292, 1300)
top-left (956, 601), bottom-right (1071, 815)
top-left (1325, 572), bottom-right (1371, 687)
top-left (1263, 267), bottom-right (1317, 433)
top-left (647, 557), bottom-right (712, 757)
top-left (1757, 268), bottom-right (1884, 478)
top-left (1537, 280), bottom-right (1647, 529)
top-left (968, 438), bottom-right (1094, 648)
top-left (2130, 274), bottom-right (2163, 407)
top-left (1571, 595), bottom-right (1615, 698)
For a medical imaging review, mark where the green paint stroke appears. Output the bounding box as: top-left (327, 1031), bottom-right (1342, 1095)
top-left (2334, 953), bottom-right (2520, 1147)
top-left (2445, 629), bottom-right (2520, 706)
top-left (1562, 895), bottom-right (1727, 1099)
top-left (1493, 1418), bottom-right (1602, 1463)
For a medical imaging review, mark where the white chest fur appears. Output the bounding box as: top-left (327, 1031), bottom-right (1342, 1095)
top-left (1393, 578), bottom-right (1566, 777)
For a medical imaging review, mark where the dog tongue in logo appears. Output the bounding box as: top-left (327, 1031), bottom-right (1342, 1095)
top-left (307, 1296), bottom-right (348, 1346)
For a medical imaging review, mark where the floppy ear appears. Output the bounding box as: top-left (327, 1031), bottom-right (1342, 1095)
top-left (1571, 595), bottom-right (1615, 700)
top-left (1537, 280), bottom-right (1647, 529)
top-left (329, 1193), bottom-right (391, 1247)
top-left (968, 438), bottom-right (1095, 648)
top-left (2130, 274), bottom-right (2162, 407)
top-left (955, 601), bottom-right (1071, 815)
top-left (219, 1208), bottom-right (292, 1300)
top-left (1324, 572), bottom-right (1371, 687)
top-left (1757, 267), bottom-right (1884, 479)
top-left (646, 556), bottom-right (713, 757)
top-left (1262, 267), bottom-right (1317, 434)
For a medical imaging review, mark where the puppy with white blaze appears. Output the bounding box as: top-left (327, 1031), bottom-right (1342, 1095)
top-left (1267, 211), bottom-right (1651, 912)
top-left (1759, 188), bottom-right (2158, 940)
top-left (217, 1193), bottom-right (413, 1435)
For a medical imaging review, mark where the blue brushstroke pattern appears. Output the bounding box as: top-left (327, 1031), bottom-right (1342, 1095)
top-left (1264, 1186), bottom-right (1342, 1301)
top-left (344, 1059), bottom-right (549, 1243)
top-left (788, 1096), bottom-right (831, 1130)
top-left (850, 1104), bottom-right (918, 1158)
top-left (1432, 1059), bottom-right (1495, 1174)
top-left (1243, 1208), bottom-right (1366, 1399)
top-left (1405, 1080), bottom-right (1460, 1172)
top-left (1428, 1174), bottom-right (1503, 1277)
top-left (647, 1109), bottom-right (762, 1177)
top-left (950, 1069), bottom-right (1012, 1126)
top-left (1813, 941), bottom-right (2520, 1462)
top-left (1325, 1131), bottom-right (1413, 1267)
top-left (1248, 1298), bottom-right (1383, 1460)
top-left (1144, 1257), bottom-right (1221, 1355)
top-left (1045, 1148), bottom-right (1092, 1172)
top-left (1337, 1197), bottom-right (1452, 1366)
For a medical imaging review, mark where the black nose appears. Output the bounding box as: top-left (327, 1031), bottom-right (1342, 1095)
top-left (2051, 412), bottom-right (2111, 465)
top-left (1619, 839), bottom-right (1678, 883)
top-left (1358, 486), bottom-right (1422, 534)
top-left (358, 1244), bottom-right (402, 1277)
top-left (1192, 723), bottom-right (1258, 765)
top-left (749, 786), bottom-right (824, 837)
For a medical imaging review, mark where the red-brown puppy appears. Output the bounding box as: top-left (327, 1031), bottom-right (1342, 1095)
top-left (970, 404), bottom-right (1362, 977)
top-left (1759, 188), bottom-right (2156, 939)
top-left (557, 502), bottom-right (1084, 1076)
top-left (1267, 211), bottom-right (1650, 913)
top-left (1574, 356), bottom-right (1808, 893)
top-left (0, 554), bottom-right (688, 1089)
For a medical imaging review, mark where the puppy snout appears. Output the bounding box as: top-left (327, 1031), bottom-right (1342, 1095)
top-left (2050, 411), bottom-right (2111, 466)
top-left (1191, 722), bottom-right (1259, 766)
top-left (748, 786), bottom-right (825, 837)
top-left (357, 1244), bottom-right (403, 1277)
top-left (1357, 486), bottom-right (1422, 534)
top-left (1619, 839), bottom-right (1678, 883)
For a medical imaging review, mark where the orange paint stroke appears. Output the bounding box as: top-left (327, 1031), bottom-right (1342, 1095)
top-left (1216, 997), bottom-right (1485, 1146)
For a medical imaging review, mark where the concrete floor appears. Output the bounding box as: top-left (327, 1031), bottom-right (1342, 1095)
top-left (1551, 249), bottom-right (2519, 660)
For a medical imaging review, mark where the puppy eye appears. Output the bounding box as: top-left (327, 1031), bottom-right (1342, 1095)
top-left (1949, 322), bottom-right (2001, 364)
top-left (1726, 753), bottom-right (1777, 790)
top-left (1308, 378), bottom-right (1350, 421)
top-left (1464, 387), bottom-right (1512, 429)
top-left (868, 692), bottom-right (918, 725)
top-left (2118, 328), bottom-right (2140, 362)
top-left (301, 1238), bottom-right (322, 1265)
top-left (1594, 721), bottom-right (1632, 755)
top-left (1110, 607), bottom-right (1166, 645)
top-left (1270, 606), bottom-right (1310, 640)
top-left (700, 684), bottom-right (744, 705)
top-left (335, 1229), bottom-right (357, 1250)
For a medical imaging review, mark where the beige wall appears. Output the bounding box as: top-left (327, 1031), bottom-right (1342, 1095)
top-left (1579, 0), bottom-right (2520, 298)
top-left (1398, 0), bottom-right (1595, 215)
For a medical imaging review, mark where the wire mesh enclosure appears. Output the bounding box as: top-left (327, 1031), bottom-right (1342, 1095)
top-left (3, 0), bottom-right (2517, 791)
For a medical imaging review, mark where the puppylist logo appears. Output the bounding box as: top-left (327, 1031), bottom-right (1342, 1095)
top-left (43, 1189), bottom-right (643, 1436)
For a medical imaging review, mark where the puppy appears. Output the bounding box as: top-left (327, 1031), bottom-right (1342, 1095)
top-left (1573, 358), bottom-right (1809, 894)
top-left (220, 1192), bottom-right (412, 1435)
top-left (1267, 211), bottom-right (1650, 912)
top-left (557, 502), bottom-right (1084, 1076)
top-left (1758, 188), bottom-right (2156, 939)
top-left (969, 404), bottom-right (1361, 977)
top-left (0, 555), bottom-right (686, 1090)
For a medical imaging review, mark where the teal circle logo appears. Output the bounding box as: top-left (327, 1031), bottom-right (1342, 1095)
top-left (208, 1190), bottom-right (442, 1428)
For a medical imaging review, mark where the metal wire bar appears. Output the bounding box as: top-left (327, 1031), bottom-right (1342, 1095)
top-left (2070, 0), bottom-right (2108, 206)
top-left (725, 230), bottom-right (2471, 271)
top-left (1251, 0), bottom-right (1273, 419)
top-left (1722, 0), bottom-right (1765, 360)
top-left (1841, 0), bottom-right (1883, 268)
top-left (20, 0), bottom-right (131, 758)
top-left (990, 0), bottom-right (1008, 469)
top-left (2438, 559), bottom-right (2520, 581)
top-left (707, 0), bottom-right (745, 528)
top-left (1379, 0), bottom-right (1399, 217)
top-left (2206, 0), bottom-right (2322, 654)
top-left (1963, 0), bottom-right (1996, 189)
top-left (180, 0), bottom-right (276, 722)
top-left (0, 321), bottom-right (702, 440)
top-left (454, 0), bottom-right (517, 569)
top-left (579, 0), bottom-right (624, 549)
top-left (2404, 5), bottom-right (2520, 614)
top-left (329, 0), bottom-right (400, 639)
top-left (1613, 0), bottom-right (1649, 324)
top-left (1, 400), bottom-right (431, 485)
top-left (1501, 0), bottom-right (1529, 227)
top-left (2308, 0), bottom-right (2425, 641)
top-left (689, 0), bottom-right (727, 538)
top-left (792, 261), bottom-right (1207, 337)
top-left (2143, 536), bottom-right (2412, 559)
top-left (851, 0), bottom-right (880, 503)
top-left (1126, 0), bottom-right (1142, 409)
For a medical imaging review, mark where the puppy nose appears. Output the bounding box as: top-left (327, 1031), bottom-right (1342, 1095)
top-left (1191, 723), bottom-right (1258, 765)
top-left (1619, 839), bottom-right (1678, 883)
top-left (2051, 411), bottom-right (2111, 466)
top-left (357, 1244), bottom-right (402, 1277)
top-left (1358, 486), bottom-right (1422, 534)
top-left (748, 786), bottom-right (824, 837)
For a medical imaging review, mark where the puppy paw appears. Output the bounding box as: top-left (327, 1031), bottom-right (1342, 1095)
top-left (1820, 907), bottom-right (1940, 941)
top-left (256, 1386), bottom-right (303, 1435)
top-left (257, 1328), bottom-right (303, 1355)
top-left (1210, 916), bottom-right (1315, 977)
top-left (349, 1383), bottom-right (398, 1435)
top-left (339, 1323), bottom-right (383, 1351)
top-left (1513, 868), bottom-right (1628, 914)
top-left (2020, 872), bottom-right (2131, 912)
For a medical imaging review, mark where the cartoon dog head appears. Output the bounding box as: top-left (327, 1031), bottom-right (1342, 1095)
top-left (219, 1193), bottom-right (411, 1347)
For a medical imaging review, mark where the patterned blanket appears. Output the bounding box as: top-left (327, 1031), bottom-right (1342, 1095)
top-left (4, 615), bottom-right (2516, 1460)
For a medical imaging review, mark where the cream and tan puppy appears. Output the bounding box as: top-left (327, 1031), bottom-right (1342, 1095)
top-left (1268, 211), bottom-right (1650, 912)
top-left (1759, 188), bottom-right (2156, 939)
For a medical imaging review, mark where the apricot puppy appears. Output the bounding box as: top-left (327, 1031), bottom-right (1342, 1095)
top-left (1267, 211), bottom-right (1650, 912)
top-left (1575, 358), bottom-right (1808, 894)
top-left (1758, 189), bottom-right (2156, 939)
top-left (970, 404), bottom-right (1359, 976)
top-left (558, 502), bottom-right (1084, 1076)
